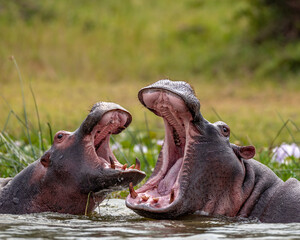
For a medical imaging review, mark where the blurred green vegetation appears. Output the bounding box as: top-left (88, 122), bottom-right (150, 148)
top-left (241, 0), bottom-right (300, 42)
top-left (1, 0), bottom-right (300, 81)
top-left (0, 0), bottom-right (299, 180)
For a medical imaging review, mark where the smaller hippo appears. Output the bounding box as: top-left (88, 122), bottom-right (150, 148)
top-left (0, 102), bottom-right (145, 215)
top-left (126, 79), bottom-right (300, 223)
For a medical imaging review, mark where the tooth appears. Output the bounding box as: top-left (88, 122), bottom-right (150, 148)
top-left (135, 158), bottom-right (141, 170)
top-left (141, 195), bottom-right (149, 201)
top-left (169, 189), bottom-right (175, 204)
top-left (109, 156), bottom-right (115, 169)
top-left (121, 164), bottom-right (128, 170)
top-left (129, 164), bottom-right (135, 169)
top-left (152, 197), bottom-right (159, 203)
top-left (129, 182), bottom-right (138, 199)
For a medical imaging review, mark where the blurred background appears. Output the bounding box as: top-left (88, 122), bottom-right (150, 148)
top-left (0, 0), bottom-right (299, 177)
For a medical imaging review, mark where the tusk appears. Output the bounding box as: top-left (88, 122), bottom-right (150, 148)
top-left (121, 164), bottom-right (128, 170)
top-left (129, 182), bottom-right (138, 199)
top-left (109, 156), bottom-right (115, 169)
top-left (141, 195), bottom-right (149, 201)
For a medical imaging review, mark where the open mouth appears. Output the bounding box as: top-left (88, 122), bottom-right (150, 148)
top-left (126, 89), bottom-right (196, 213)
top-left (90, 109), bottom-right (141, 171)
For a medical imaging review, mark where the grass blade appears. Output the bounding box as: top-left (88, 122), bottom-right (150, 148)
top-left (11, 56), bottom-right (36, 158)
top-left (269, 120), bottom-right (289, 150)
top-left (30, 82), bottom-right (45, 152)
top-left (47, 122), bottom-right (53, 145)
top-left (0, 94), bottom-right (27, 128)
top-left (2, 111), bottom-right (12, 133)
top-left (277, 113), bottom-right (296, 143)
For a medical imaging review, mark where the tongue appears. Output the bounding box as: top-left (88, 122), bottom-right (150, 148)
top-left (157, 158), bottom-right (183, 195)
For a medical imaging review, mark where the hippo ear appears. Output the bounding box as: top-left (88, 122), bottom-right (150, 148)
top-left (238, 146), bottom-right (256, 160)
top-left (231, 144), bottom-right (256, 160)
top-left (40, 152), bottom-right (51, 168)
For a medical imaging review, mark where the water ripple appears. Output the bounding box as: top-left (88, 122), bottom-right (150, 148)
top-left (0, 199), bottom-right (298, 239)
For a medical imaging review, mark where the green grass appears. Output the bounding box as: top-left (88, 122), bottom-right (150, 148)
top-left (0, 64), bottom-right (299, 181)
top-left (1, 112), bottom-right (299, 181)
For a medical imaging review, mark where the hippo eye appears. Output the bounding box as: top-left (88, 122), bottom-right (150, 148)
top-left (55, 133), bottom-right (65, 142)
top-left (221, 125), bottom-right (230, 137)
top-left (57, 133), bottom-right (63, 139)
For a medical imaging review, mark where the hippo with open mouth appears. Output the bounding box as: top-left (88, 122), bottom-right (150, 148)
top-left (126, 80), bottom-right (300, 223)
top-left (0, 102), bottom-right (145, 214)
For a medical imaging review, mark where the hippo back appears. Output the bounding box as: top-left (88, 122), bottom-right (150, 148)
top-left (260, 178), bottom-right (300, 223)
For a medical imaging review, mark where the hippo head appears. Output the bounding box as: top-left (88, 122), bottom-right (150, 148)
top-left (126, 80), bottom-right (255, 219)
top-left (1, 102), bottom-right (145, 215)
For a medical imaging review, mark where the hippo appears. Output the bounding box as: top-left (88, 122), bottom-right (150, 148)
top-left (126, 80), bottom-right (300, 223)
top-left (0, 102), bottom-right (145, 214)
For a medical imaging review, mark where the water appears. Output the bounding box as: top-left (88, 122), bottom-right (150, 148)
top-left (0, 199), bottom-right (299, 239)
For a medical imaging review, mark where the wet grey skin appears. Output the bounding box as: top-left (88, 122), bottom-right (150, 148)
top-left (0, 102), bottom-right (145, 215)
top-left (126, 79), bottom-right (300, 223)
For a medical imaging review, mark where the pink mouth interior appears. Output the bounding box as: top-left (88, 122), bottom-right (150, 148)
top-left (90, 110), bottom-right (129, 170)
top-left (127, 89), bottom-right (194, 209)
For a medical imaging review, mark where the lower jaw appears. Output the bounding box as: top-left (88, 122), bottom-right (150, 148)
top-left (126, 186), bottom-right (187, 218)
top-left (127, 200), bottom-right (186, 219)
top-left (125, 158), bottom-right (186, 213)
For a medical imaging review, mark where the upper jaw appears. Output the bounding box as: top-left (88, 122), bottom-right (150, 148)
top-left (138, 79), bottom-right (203, 122)
top-left (91, 110), bottom-right (129, 169)
top-left (77, 102), bottom-right (132, 137)
top-left (78, 102), bottom-right (146, 190)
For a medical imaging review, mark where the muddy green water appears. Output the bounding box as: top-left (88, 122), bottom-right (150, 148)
top-left (0, 199), bottom-right (299, 239)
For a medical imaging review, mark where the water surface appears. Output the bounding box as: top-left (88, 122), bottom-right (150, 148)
top-left (0, 199), bottom-right (299, 239)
